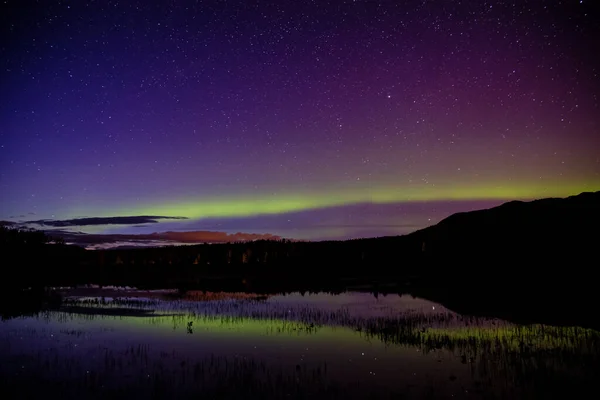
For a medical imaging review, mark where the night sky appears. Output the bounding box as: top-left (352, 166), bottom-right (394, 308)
top-left (1, 0), bottom-right (599, 245)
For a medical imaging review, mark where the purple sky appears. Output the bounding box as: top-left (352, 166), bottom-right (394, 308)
top-left (1, 0), bottom-right (599, 247)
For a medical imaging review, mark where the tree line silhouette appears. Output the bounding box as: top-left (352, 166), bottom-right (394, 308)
top-left (1, 225), bottom-right (425, 290)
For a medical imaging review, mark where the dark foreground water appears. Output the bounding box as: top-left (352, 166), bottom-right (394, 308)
top-left (1, 291), bottom-right (599, 399)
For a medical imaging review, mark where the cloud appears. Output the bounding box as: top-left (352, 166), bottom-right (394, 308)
top-left (26, 215), bottom-right (188, 227)
top-left (0, 220), bottom-right (17, 226)
top-left (51, 230), bottom-right (281, 249)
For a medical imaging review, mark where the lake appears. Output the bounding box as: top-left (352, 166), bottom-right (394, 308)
top-left (1, 290), bottom-right (599, 399)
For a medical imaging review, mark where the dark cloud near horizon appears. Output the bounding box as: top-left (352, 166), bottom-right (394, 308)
top-left (26, 215), bottom-right (188, 227)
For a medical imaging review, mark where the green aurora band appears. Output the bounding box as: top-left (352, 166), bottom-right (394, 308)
top-left (71, 180), bottom-right (600, 220)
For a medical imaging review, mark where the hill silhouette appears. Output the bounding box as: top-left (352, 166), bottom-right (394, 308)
top-left (401, 191), bottom-right (600, 328)
top-left (399, 190), bottom-right (599, 265)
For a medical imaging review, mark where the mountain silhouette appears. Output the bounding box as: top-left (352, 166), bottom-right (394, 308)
top-left (401, 191), bottom-right (600, 328)
top-left (403, 190), bottom-right (599, 264)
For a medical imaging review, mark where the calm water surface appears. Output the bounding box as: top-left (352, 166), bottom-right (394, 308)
top-left (1, 291), bottom-right (598, 399)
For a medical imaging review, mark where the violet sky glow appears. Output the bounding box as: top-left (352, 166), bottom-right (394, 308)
top-left (1, 0), bottom-right (599, 244)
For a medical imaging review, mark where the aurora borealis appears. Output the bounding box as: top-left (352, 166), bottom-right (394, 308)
top-left (1, 0), bottom-right (599, 245)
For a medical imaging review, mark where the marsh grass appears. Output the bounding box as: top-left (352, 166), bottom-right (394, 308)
top-left (1, 293), bottom-right (599, 399)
